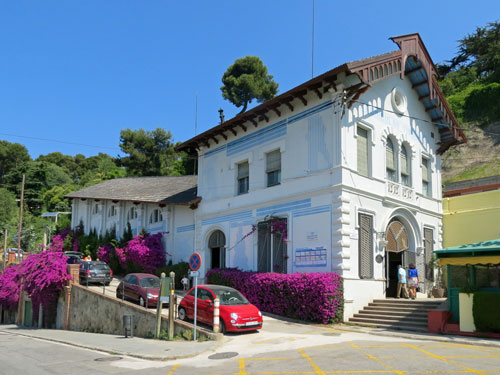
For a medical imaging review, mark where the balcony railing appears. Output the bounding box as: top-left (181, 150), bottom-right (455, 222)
top-left (387, 181), bottom-right (415, 202)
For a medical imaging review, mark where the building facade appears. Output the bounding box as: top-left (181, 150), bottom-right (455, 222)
top-left (178, 34), bottom-right (465, 319)
top-left (66, 176), bottom-right (198, 265)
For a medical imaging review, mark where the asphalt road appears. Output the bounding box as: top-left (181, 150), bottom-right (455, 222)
top-left (3, 324), bottom-right (500, 375)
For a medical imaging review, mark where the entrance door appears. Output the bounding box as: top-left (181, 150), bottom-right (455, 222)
top-left (385, 219), bottom-right (410, 297)
top-left (209, 230), bottom-right (226, 269)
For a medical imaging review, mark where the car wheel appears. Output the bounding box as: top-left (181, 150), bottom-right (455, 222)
top-left (116, 290), bottom-right (122, 299)
top-left (219, 319), bottom-right (226, 334)
top-left (178, 307), bottom-right (187, 321)
top-left (139, 297), bottom-right (146, 307)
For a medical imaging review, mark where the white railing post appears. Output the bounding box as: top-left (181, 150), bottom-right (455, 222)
top-left (213, 297), bottom-right (220, 333)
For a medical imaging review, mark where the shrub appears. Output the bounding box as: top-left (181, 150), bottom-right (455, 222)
top-left (473, 291), bottom-right (500, 333)
top-left (155, 262), bottom-right (190, 289)
top-left (0, 264), bottom-right (21, 310)
top-left (206, 268), bottom-right (343, 324)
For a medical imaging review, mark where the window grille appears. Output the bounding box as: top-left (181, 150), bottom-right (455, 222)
top-left (358, 213), bottom-right (374, 279)
top-left (400, 145), bottom-right (410, 186)
top-left (422, 157), bottom-right (430, 196)
top-left (424, 228), bottom-right (434, 281)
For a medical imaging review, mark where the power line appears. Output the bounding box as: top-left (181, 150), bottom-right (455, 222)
top-left (0, 132), bottom-right (121, 151)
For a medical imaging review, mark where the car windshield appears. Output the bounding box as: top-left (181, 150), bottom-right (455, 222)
top-left (89, 264), bottom-right (109, 271)
top-left (213, 289), bottom-right (249, 306)
top-left (140, 277), bottom-right (160, 288)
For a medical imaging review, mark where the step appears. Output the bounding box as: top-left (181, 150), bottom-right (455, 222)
top-left (353, 313), bottom-right (428, 323)
top-left (347, 320), bottom-right (429, 333)
top-left (372, 299), bottom-right (443, 306)
top-left (369, 302), bottom-right (441, 309)
top-left (359, 310), bottom-right (428, 319)
top-left (364, 306), bottom-right (431, 314)
top-left (348, 316), bottom-right (428, 330)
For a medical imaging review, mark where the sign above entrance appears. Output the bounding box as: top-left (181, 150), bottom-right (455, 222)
top-left (189, 252), bottom-right (202, 271)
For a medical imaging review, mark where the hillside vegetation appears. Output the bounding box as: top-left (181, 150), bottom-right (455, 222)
top-left (438, 21), bottom-right (500, 185)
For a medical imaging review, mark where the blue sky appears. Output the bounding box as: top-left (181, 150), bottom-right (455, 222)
top-left (0, 1), bottom-right (498, 158)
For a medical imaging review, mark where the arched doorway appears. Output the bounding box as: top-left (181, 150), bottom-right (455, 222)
top-left (208, 230), bottom-right (226, 269)
top-left (385, 219), bottom-right (410, 297)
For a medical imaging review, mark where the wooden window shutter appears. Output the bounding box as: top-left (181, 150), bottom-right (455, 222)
top-left (422, 157), bottom-right (429, 182)
top-left (358, 213), bottom-right (374, 279)
top-left (400, 146), bottom-right (408, 175)
top-left (266, 150), bottom-right (281, 173)
top-left (386, 138), bottom-right (395, 171)
top-left (424, 228), bottom-right (434, 281)
top-left (237, 161), bottom-right (249, 179)
top-left (357, 127), bottom-right (369, 176)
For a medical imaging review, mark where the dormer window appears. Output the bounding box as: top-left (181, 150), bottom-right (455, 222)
top-left (149, 209), bottom-right (163, 224)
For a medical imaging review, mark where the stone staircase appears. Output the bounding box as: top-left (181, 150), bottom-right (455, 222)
top-left (348, 299), bottom-right (443, 332)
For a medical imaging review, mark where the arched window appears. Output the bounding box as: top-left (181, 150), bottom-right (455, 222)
top-left (386, 138), bottom-right (397, 182)
top-left (127, 207), bottom-right (138, 222)
top-left (108, 205), bottom-right (117, 218)
top-left (208, 230), bottom-right (226, 269)
top-left (149, 209), bottom-right (163, 224)
top-left (400, 145), bottom-right (411, 186)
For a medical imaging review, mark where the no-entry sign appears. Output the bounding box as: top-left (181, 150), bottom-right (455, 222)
top-left (189, 252), bottom-right (202, 271)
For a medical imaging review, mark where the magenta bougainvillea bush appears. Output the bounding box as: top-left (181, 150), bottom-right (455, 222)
top-left (0, 264), bottom-right (21, 310)
top-left (48, 227), bottom-right (71, 252)
top-left (206, 268), bottom-right (343, 323)
top-left (0, 252), bottom-right (70, 313)
top-left (97, 233), bottom-right (166, 274)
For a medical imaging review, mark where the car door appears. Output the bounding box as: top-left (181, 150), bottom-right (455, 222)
top-left (79, 263), bottom-right (88, 283)
top-left (184, 289), bottom-right (196, 319)
top-left (125, 275), bottom-right (139, 300)
top-left (196, 288), bottom-right (214, 324)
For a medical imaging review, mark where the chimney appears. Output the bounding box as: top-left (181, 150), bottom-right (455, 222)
top-left (218, 108), bottom-right (225, 124)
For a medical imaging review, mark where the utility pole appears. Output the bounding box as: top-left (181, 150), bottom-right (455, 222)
top-left (16, 174), bottom-right (25, 261)
top-left (3, 229), bottom-right (7, 270)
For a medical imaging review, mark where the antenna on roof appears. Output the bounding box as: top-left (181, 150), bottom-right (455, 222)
top-left (311, 0), bottom-right (315, 78)
top-left (194, 92), bottom-right (198, 136)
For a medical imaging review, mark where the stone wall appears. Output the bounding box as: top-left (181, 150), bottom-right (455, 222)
top-left (67, 284), bottom-right (217, 340)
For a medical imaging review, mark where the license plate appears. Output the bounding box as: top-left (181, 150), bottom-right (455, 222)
top-left (245, 321), bottom-right (259, 326)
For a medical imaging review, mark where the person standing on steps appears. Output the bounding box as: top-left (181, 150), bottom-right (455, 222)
top-left (397, 264), bottom-right (409, 299)
top-left (408, 263), bottom-right (420, 299)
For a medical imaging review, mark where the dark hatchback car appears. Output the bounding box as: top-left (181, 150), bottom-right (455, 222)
top-left (116, 273), bottom-right (163, 308)
top-left (79, 261), bottom-right (113, 285)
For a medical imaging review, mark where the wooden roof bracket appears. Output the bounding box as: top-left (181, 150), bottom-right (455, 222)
top-left (245, 115), bottom-right (258, 127)
top-left (281, 97), bottom-right (294, 112)
top-left (294, 90), bottom-right (308, 106)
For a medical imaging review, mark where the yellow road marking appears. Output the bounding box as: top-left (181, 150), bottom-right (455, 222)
top-left (254, 337), bottom-right (297, 344)
top-left (403, 343), bottom-right (488, 375)
top-left (299, 348), bottom-right (326, 375)
top-left (348, 342), bottom-right (405, 375)
top-left (166, 364), bottom-right (180, 375)
top-left (245, 357), bottom-right (292, 361)
top-left (238, 358), bottom-right (247, 375)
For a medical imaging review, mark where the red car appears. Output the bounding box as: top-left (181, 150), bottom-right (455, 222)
top-left (178, 284), bottom-right (263, 333)
top-left (116, 273), bottom-right (162, 308)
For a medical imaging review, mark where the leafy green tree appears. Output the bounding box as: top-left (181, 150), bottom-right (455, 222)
top-left (36, 152), bottom-right (79, 179)
top-left (79, 156), bottom-right (126, 187)
top-left (42, 184), bottom-right (76, 212)
top-left (0, 141), bottom-right (31, 184)
top-left (448, 21), bottom-right (500, 82)
top-left (0, 188), bottom-right (18, 240)
top-left (119, 128), bottom-right (180, 176)
top-left (221, 56), bottom-right (279, 113)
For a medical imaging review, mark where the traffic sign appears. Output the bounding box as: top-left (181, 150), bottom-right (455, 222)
top-left (189, 270), bottom-right (199, 277)
top-left (189, 252), bottom-right (202, 271)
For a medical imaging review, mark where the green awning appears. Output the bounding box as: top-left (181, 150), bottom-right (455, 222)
top-left (435, 239), bottom-right (500, 259)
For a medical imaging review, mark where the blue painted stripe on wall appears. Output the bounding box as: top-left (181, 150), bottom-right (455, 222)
top-left (288, 100), bottom-right (332, 125)
top-left (293, 205), bottom-right (331, 218)
top-left (229, 219), bottom-right (255, 228)
top-left (204, 144), bottom-right (227, 158)
top-left (176, 224), bottom-right (195, 233)
top-left (202, 210), bottom-right (253, 226)
top-left (227, 119), bottom-right (287, 157)
top-left (256, 199), bottom-right (311, 217)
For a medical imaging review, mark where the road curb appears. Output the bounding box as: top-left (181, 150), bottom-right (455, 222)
top-left (335, 325), bottom-right (500, 349)
top-left (0, 328), bottom-right (224, 361)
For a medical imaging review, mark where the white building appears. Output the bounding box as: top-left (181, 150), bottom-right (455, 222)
top-left (66, 176), bottom-right (198, 265)
top-left (177, 34), bottom-right (466, 319)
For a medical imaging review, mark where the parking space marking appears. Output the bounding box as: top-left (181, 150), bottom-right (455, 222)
top-left (254, 337), bottom-right (298, 344)
top-left (348, 342), bottom-right (405, 375)
top-left (298, 348), bottom-right (326, 375)
top-left (238, 358), bottom-right (247, 375)
top-left (166, 363), bottom-right (180, 375)
top-left (403, 343), bottom-right (488, 375)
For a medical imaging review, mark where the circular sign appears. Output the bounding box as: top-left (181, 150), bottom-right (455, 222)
top-left (189, 252), bottom-right (202, 271)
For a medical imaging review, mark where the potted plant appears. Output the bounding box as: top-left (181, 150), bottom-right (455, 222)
top-left (429, 255), bottom-right (446, 298)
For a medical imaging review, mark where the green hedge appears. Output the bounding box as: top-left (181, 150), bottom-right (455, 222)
top-left (473, 291), bottom-right (500, 333)
top-left (154, 262), bottom-right (190, 290)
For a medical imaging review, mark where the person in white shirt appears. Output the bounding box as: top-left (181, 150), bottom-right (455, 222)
top-left (181, 275), bottom-right (189, 291)
top-left (397, 264), bottom-right (409, 299)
